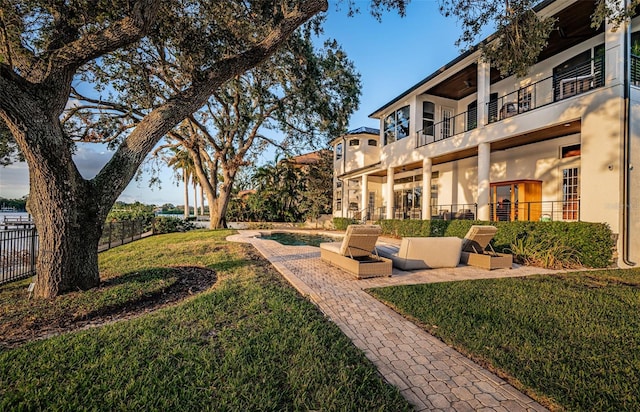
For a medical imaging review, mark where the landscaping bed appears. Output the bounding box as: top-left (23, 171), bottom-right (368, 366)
top-left (375, 219), bottom-right (615, 268)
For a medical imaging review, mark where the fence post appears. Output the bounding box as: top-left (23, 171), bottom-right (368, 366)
top-left (108, 221), bottom-right (112, 249)
top-left (120, 221), bottom-right (125, 246)
top-left (30, 227), bottom-right (37, 275)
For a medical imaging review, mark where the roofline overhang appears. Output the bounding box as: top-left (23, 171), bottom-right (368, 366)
top-left (329, 128), bottom-right (380, 146)
top-left (368, 0), bottom-right (561, 119)
top-left (337, 162), bottom-right (383, 180)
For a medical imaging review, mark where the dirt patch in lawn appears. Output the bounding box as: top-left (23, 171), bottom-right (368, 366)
top-left (0, 266), bottom-right (217, 350)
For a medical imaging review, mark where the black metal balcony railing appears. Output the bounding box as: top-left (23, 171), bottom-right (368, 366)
top-left (371, 201), bottom-right (579, 222)
top-left (416, 109), bottom-right (477, 148)
top-left (413, 59), bottom-right (604, 148)
top-left (489, 200), bottom-right (580, 222)
top-left (488, 58), bottom-right (604, 124)
top-left (632, 54), bottom-right (640, 86)
top-left (391, 207), bottom-right (423, 220)
top-left (430, 204), bottom-right (478, 220)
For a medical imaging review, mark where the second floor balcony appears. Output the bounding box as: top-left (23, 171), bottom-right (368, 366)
top-left (415, 57), bottom-right (605, 149)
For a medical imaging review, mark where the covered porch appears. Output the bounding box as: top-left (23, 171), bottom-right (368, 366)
top-left (349, 120), bottom-right (582, 223)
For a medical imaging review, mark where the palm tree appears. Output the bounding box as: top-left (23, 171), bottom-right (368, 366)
top-left (167, 148), bottom-right (194, 219)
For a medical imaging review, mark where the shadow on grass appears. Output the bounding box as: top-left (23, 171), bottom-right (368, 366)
top-left (1, 266), bottom-right (217, 350)
top-left (86, 266), bottom-right (218, 320)
top-left (1, 242), bottom-right (271, 349)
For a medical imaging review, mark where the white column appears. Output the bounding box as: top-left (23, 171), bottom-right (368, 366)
top-left (605, 0), bottom-right (626, 87)
top-left (341, 181), bottom-right (347, 218)
top-left (477, 59), bottom-right (491, 127)
top-left (386, 166), bottom-right (394, 219)
top-left (361, 175), bottom-right (368, 219)
top-left (410, 95), bottom-right (419, 137)
top-left (422, 158), bottom-right (432, 220)
top-left (477, 143), bottom-right (491, 221)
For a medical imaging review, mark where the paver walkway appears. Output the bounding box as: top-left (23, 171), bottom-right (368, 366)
top-left (229, 230), bottom-right (554, 411)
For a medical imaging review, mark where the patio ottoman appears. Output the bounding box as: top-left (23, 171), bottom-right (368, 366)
top-left (376, 237), bottom-right (462, 270)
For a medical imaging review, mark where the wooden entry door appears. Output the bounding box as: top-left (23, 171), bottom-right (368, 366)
top-left (490, 180), bottom-right (542, 222)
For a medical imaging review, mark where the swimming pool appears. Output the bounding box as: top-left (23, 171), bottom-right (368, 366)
top-left (260, 232), bottom-right (341, 247)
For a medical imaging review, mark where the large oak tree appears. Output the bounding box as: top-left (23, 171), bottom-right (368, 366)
top-left (0, 0), bottom-right (354, 298)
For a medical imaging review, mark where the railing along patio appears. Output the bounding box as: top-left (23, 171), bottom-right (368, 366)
top-left (489, 200), bottom-right (580, 222)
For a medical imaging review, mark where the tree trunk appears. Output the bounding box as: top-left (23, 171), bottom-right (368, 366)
top-left (193, 182), bottom-right (199, 218)
top-left (200, 185), bottom-right (205, 216)
top-left (18, 121), bottom-right (104, 298)
top-left (205, 189), bottom-right (220, 229)
top-left (31, 189), bottom-right (102, 298)
top-left (183, 171), bottom-right (190, 220)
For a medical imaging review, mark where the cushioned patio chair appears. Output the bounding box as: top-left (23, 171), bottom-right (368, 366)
top-left (320, 224), bottom-right (391, 278)
top-left (377, 237), bottom-right (462, 270)
top-left (459, 225), bottom-right (513, 269)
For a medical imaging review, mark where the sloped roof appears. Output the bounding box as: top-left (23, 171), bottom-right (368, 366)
top-left (368, 0), bottom-right (596, 118)
top-left (288, 149), bottom-right (330, 165)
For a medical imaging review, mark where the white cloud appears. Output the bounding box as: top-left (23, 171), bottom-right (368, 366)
top-left (0, 162), bottom-right (30, 199)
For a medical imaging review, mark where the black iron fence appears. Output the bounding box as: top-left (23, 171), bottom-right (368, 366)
top-left (416, 109), bottom-right (477, 147)
top-left (98, 219), bottom-right (148, 252)
top-left (0, 219), bottom-right (150, 286)
top-left (371, 201), bottom-right (578, 222)
top-left (0, 227), bottom-right (38, 286)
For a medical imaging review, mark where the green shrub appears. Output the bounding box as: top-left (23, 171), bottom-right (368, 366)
top-left (153, 217), bottom-right (196, 234)
top-left (378, 220), bottom-right (614, 268)
top-left (246, 222), bottom-right (275, 230)
top-left (507, 236), bottom-right (582, 269)
top-left (333, 217), bottom-right (357, 230)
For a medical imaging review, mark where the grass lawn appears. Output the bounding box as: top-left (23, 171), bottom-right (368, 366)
top-left (368, 270), bottom-right (640, 411)
top-left (0, 230), bottom-right (411, 411)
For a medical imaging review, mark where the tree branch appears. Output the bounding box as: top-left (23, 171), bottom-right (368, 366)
top-left (94, 0), bottom-right (327, 207)
top-left (41, 0), bottom-right (158, 82)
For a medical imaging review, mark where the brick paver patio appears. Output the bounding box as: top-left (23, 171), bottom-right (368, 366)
top-left (229, 230), bottom-right (554, 411)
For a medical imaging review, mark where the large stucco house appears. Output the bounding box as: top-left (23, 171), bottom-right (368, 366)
top-left (330, 0), bottom-right (640, 267)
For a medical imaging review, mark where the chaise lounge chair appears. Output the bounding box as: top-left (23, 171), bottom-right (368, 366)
top-left (377, 237), bottom-right (463, 270)
top-left (459, 225), bottom-right (513, 269)
top-left (320, 224), bottom-right (392, 278)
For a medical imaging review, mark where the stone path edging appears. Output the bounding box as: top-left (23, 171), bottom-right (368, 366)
top-left (228, 230), bottom-right (551, 411)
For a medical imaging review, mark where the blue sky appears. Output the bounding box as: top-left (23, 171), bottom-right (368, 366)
top-left (0, 1), bottom-right (491, 206)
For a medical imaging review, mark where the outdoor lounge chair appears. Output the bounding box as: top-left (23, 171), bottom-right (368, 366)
top-left (320, 224), bottom-right (391, 278)
top-left (377, 237), bottom-right (462, 270)
top-left (459, 225), bottom-right (513, 270)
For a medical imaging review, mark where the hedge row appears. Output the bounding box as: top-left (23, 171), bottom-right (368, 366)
top-left (375, 219), bottom-right (615, 268)
top-left (333, 217), bottom-right (357, 231)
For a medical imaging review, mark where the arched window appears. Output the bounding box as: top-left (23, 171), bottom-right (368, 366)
top-left (349, 139), bottom-right (360, 146)
top-left (368, 139), bottom-right (377, 146)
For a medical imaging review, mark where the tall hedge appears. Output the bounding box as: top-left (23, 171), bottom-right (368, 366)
top-left (376, 219), bottom-right (615, 268)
